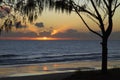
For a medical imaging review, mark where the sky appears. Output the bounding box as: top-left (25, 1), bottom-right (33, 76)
top-left (0, 1), bottom-right (120, 40)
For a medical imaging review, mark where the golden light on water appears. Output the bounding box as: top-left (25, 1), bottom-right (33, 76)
top-left (43, 66), bottom-right (48, 71)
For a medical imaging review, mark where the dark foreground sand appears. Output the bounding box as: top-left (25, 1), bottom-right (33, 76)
top-left (0, 72), bottom-right (73, 80)
top-left (64, 68), bottom-right (120, 80)
top-left (0, 68), bottom-right (120, 80)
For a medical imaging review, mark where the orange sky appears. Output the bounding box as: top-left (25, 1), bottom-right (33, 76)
top-left (0, 1), bottom-right (120, 40)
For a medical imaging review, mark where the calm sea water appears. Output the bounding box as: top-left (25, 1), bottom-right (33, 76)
top-left (0, 40), bottom-right (120, 65)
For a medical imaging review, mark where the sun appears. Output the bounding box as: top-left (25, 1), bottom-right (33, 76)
top-left (35, 37), bottom-right (58, 40)
top-left (36, 37), bottom-right (48, 40)
top-left (42, 37), bottom-right (48, 40)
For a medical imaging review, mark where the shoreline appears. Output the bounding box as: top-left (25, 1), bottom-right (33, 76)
top-left (0, 72), bottom-right (74, 80)
top-left (0, 68), bottom-right (120, 80)
top-left (0, 60), bottom-right (120, 78)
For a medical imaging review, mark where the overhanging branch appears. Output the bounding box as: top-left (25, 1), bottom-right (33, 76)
top-left (112, 2), bottom-right (120, 16)
top-left (103, 0), bottom-right (109, 8)
top-left (70, 1), bottom-right (103, 38)
top-left (72, 6), bottom-right (102, 38)
top-left (77, 12), bottom-right (103, 38)
top-left (86, 14), bottom-right (99, 26)
top-left (0, 25), bottom-right (4, 34)
top-left (73, 2), bottom-right (98, 20)
top-left (90, 0), bottom-right (105, 34)
top-left (83, 10), bottom-right (98, 19)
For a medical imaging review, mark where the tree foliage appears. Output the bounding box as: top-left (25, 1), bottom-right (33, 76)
top-left (0, 0), bottom-right (56, 33)
top-left (1, 0), bottom-right (119, 34)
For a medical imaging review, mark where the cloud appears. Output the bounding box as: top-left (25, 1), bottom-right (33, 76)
top-left (1, 27), bottom-right (120, 40)
top-left (14, 22), bottom-right (45, 36)
top-left (52, 29), bottom-right (97, 40)
top-left (35, 22), bottom-right (44, 28)
top-left (1, 30), bottom-right (52, 38)
top-left (1, 31), bottom-right (37, 37)
top-left (13, 23), bottom-right (43, 36)
top-left (110, 31), bottom-right (120, 40)
top-left (35, 31), bottom-right (51, 37)
top-left (1, 28), bottom-right (99, 40)
top-left (51, 26), bottom-right (70, 35)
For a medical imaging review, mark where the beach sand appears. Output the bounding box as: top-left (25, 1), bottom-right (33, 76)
top-left (0, 61), bottom-right (119, 80)
top-left (0, 72), bottom-right (74, 80)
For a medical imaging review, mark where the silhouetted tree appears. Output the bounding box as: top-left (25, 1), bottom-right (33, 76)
top-left (0, 0), bottom-right (120, 73)
top-left (53, 0), bottom-right (120, 73)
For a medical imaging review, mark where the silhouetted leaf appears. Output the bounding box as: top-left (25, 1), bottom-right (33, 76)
top-left (0, 0), bottom-right (2, 4)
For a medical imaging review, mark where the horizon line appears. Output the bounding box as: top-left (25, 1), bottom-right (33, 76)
top-left (0, 37), bottom-right (81, 41)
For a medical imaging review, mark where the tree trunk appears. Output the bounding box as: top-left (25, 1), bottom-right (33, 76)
top-left (101, 37), bottom-right (108, 73)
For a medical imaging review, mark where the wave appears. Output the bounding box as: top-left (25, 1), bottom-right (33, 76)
top-left (0, 54), bottom-right (20, 58)
top-left (0, 53), bottom-right (101, 65)
top-left (0, 52), bottom-right (119, 65)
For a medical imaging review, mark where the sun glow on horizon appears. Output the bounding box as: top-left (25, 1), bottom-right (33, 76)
top-left (36, 37), bottom-right (58, 40)
top-left (43, 37), bottom-right (47, 40)
top-left (0, 37), bottom-right (80, 41)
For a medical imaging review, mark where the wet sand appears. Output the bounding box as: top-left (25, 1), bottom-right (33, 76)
top-left (0, 72), bottom-right (74, 80)
top-left (0, 61), bottom-right (119, 80)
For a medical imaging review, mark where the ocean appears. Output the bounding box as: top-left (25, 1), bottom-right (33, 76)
top-left (0, 40), bottom-right (120, 66)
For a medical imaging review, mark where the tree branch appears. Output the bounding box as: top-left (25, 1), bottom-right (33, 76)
top-left (0, 25), bottom-right (4, 34)
top-left (82, 9), bottom-right (98, 19)
top-left (72, 5), bottom-right (102, 38)
top-left (90, 0), bottom-right (105, 34)
top-left (112, 2), bottom-right (120, 16)
top-left (78, 12), bottom-right (102, 38)
top-left (103, 0), bottom-right (109, 8)
top-left (86, 14), bottom-right (100, 26)
top-left (103, 13), bottom-right (107, 21)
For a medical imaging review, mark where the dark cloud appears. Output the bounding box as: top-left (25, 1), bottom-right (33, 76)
top-left (1, 28), bottom-right (120, 40)
top-left (1, 30), bottom-right (51, 38)
top-left (110, 31), bottom-right (120, 40)
top-left (52, 29), bottom-right (97, 40)
top-left (1, 31), bottom-right (37, 37)
top-left (39, 31), bottom-right (51, 37)
top-left (0, 29), bottom-right (100, 40)
top-left (35, 22), bottom-right (44, 28)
